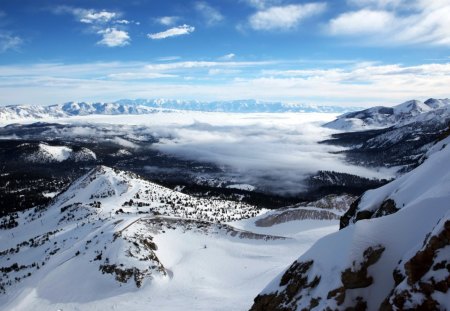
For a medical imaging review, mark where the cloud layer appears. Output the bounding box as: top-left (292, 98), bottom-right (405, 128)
top-left (0, 59), bottom-right (449, 107)
top-left (23, 113), bottom-right (394, 194)
top-left (328, 0), bottom-right (450, 46)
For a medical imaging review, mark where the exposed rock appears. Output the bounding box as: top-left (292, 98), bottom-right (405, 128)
top-left (250, 260), bottom-right (319, 311)
top-left (382, 219), bottom-right (450, 310)
top-left (373, 199), bottom-right (398, 218)
top-left (341, 245), bottom-right (385, 289)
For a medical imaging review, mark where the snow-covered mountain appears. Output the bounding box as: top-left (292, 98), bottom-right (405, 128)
top-left (0, 100), bottom-right (358, 124)
top-left (0, 102), bottom-right (163, 123)
top-left (251, 133), bottom-right (450, 310)
top-left (0, 166), bottom-right (263, 296)
top-left (116, 98), bottom-right (358, 113)
top-left (0, 165), bottom-right (345, 310)
top-left (324, 98), bottom-right (450, 131)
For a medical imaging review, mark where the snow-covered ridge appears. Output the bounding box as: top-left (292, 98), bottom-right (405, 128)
top-left (324, 98), bottom-right (450, 131)
top-left (0, 165), bottom-right (268, 297)
top-left (116, 98), bottom-right (360, 113)
top-left (251, 133), bottom-right (450, 310)
top-left (0, 99), bottom-right (359, 124)
top-left (22, 143), bottom-right (96, 163)
top-left (0, 102), bottom-right (165, 123)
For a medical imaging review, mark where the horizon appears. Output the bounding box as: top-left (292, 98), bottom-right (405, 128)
top-left (0, 0), bottom-right (449, 107)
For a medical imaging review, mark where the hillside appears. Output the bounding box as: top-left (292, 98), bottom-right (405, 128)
top-left (251, 134), bottom-right (450, 310)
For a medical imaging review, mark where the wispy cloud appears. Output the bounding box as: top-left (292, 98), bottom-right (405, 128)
top-left (329, 10), bottom-right (394, 35)
top-left (147, 24), bottom-right (195, 39)
top-left (243, 0), bottom-right (281, 9)
top-left (195, 2), bottom-right (224, 26)
top-left (155, 16), bottom-right (180, 26)
top-left (219, 53), bottom-right (236, 60)
top-left (249, 3), bottom-right (327, 31)
top-left (328, 0), bottom-right (450, 46)
top-left (52, 6), bottom-right (118, 24)
top-left (0, 32), bottom-right (23, 53)
top-left (0, 60), bottom-right (449, 107)
top-left (97, 28), bottom-right (130, 47)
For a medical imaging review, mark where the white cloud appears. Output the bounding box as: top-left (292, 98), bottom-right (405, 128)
top-left (329, 1), bottom-right (450, 46)
top-left (144, 60), bottom-right (273, 71)
top-left (219, 53), bottom-right (236, 60)
top-left (156, 16), bottom-right (179, 26)
top-left (249, 3), bottom-right (327, 31)
top-left (52, 6), bottom-right (136, 47)
top-left (328, 10), bottom-right (394, 35)
top-left (80, 11), bottom-right (117, 24)
top-left (0, 32), bottom-right (23, 53)
top-left (53, 6), bottom-right (118, 24)
top-left (97, 28), bottom-right (130, 47)
top-left (195, 2), bottom-right (224, 26)
top-left (147, 24), bottom-right (195, 40)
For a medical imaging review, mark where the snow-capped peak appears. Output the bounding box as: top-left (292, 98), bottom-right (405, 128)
top-left (324, 98), bottom-right (450, 131)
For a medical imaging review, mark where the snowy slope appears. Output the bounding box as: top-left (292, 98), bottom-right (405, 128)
top-left (251, 135), bottom-right (450, 310)
top-left (22, 143), bottom-right (96, 163)
top-left (0, 166), bottom-right (343, 310)
top-left (324, 98), bottom-right (450, 131)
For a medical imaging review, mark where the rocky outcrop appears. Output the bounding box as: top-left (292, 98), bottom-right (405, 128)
top-left (250, 245), bottom-right (385, 311)
top-left (340, 198), bottom-right (398, 229)
top-left (381, 219), bottom-right (450, 310)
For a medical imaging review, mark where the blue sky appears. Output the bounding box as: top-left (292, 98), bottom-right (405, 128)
top-left (0, 0), bottom-right (449, 107)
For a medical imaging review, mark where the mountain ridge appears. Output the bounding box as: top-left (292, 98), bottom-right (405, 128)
top-left (324, 98), bottom-right (450, 131)
top-left (0, 100), bottom-right (359, 124)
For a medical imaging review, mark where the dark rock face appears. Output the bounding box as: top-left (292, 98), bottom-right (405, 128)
top-left (340, 197), bottom-right (361, 229)
top-left (340, 198), bottom-right (398, 230)
top-left (250, 245), bottom-right (385, 311)
top-left (250, 260), bottom-right (319, 311)
top-left (382, 219), bottom-right (450, 311)
top-left (341, 245), bottom-right (385, 290)
top-left (373, 199), bottom-right (398, 218)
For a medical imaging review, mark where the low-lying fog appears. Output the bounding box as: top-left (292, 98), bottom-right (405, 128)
top-left (4, 112), bottom-right (396, 194)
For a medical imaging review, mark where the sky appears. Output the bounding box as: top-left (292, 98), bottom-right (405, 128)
top-left (0, 0), bottom-right (449, 107)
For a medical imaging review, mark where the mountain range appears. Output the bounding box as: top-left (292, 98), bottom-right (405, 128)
top-left (0, 100), bottom-right (358, 123)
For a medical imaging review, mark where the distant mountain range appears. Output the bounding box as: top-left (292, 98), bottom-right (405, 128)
top-left (324, 98), bottom-right (450, 131)
top-left (115, 99), bottom-right (359, 113)
top-left (0, 100), bottom-right (359, 123)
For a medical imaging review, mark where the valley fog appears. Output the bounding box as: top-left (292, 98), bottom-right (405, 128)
top-left (35, 112), bottom-right (396, 194)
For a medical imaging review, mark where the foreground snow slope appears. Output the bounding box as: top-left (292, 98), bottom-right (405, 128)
top-left (251, 135), bottom-right (450, 310)
top-left (0, 166), bottom-right (340, 311)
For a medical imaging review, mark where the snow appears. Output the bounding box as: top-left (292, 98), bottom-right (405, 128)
top-left (254, 131), bottom-right (450, 310)
top-left (226, 184), bottom-right (256, 191)
top-left (37, 143), bottom-right (72, 162)
top-left (0, 166), bottom-right (342, 311)
top-left (325, 98), bottom-right (450, 131)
